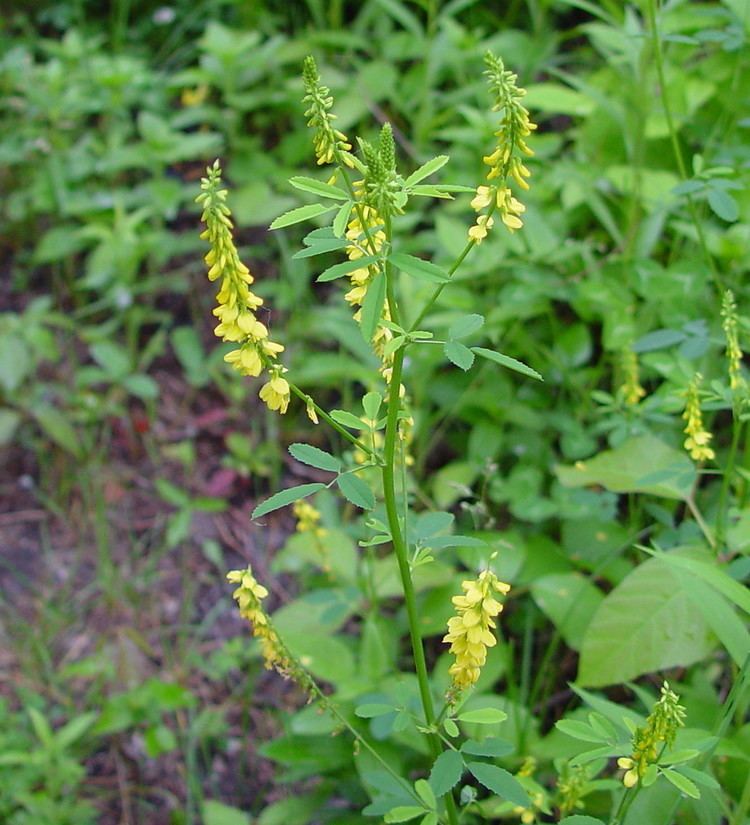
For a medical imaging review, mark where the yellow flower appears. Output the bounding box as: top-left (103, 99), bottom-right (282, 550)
top-left (620, 348), bottom-right (646, 405)
top-left (617, 682), bottom-right (686, 787)
top-left (468, 214), bottom-right (495, 243)
top-left (259, 370), bottom-right (291, 414)
top-left (198, 161), bottom-right (290, 413)
top-left (293, 499), bottom-right (326, 536)
top-left (443, 569), bottom-right (510, 693)
top-left (227, 566), bottom-right (290, 673)
top-left (682, 373), bottom-right (714, 461)
top-left (722, 290), bottom-right (745, 391)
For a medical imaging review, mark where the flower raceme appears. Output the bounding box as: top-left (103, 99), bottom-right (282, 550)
top-left (682, 373), bottom-right (714, 462)
top-left (469, 52), bottom-right (536, 243)
top-left (617, 682), bottom-right (686, 788)
top-left (197, 161), bottom-right (290, 416)
top-left (302, 55), bottom-right (353, 167)
top-left (443, 569), bottom-right (510, 693)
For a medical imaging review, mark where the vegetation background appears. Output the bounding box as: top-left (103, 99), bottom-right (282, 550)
top-left (0, 0), bottom-right (748, 824)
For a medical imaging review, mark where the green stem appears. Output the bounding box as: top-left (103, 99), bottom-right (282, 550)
top-left (288, 383), bottom-right (380, 461)
top-left (716, 419), bottom-right (744, 552)
top-left (686, 494), bottom-right (715, 549)
top-left (646, 0), bottom-right (724, 294)
top-left (381, 219), bottom-right (460, 825)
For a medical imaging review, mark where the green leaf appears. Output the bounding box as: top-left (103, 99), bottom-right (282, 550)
top-left (460, 738), bottom-right (514, 758)
top-left (252, 483), bottom-right (326, 519)
top-left (555, 719), bottom-right (609, 744)
top-left (420, 814), bottom-right (438, 825)
top-left (34, 404), bottom-right (82, 458)
top-left (650, 553), bottom-right (750, 615)
top-left (384, 806), bottom-right (427, 823)
top-left (661, 768), bottom-right (701, 798)
top-left (404, 155), bottom-right (450, 188)
top-left (531, 573), bottom-right (604, 651)
top-left (317, 255), bottom-right (378, 282)
top-left (558, 817), bottom-right (607, 825)
top-left (362, 392), bottom-right (382, 421)
top-left (443, 719), bottom-right (459, 737)
top-left (577, 554), bottom-right (714, 687)
top-left (556, 435), bottom-right (696, 500)
top-left (269, 203), bottom-right (333, 229)
top-left (289, 443), bottom-right (341, 473)
top-left (0, 408), bottom-right (20, 445)
top-left (415, 779), bottom-right (436, 809)
top-left (428, 750), bottom-right (464, 797)
top-left (337, 473), bottom-right (376, 510)
top-left (448, 314), bottom-right (485, 340)
top-left (466, 762), bottom-right (530, 808)
top-left (360, 271), bottom-right (387, 342)
top-left (293, 239), bottom-right (350, 259)
top-left (90, 340), bottom-right (131, 379)
top-left (390, 252), bottom-right (450, 284)
top-left (330, 409), bottom-right (366, 430)
top-left (289, 176), bottom-right (349, 201)
top-left (355, 703), bottom-right (397, 718)
top-left (472, 347), bottom-right (543, 381)
top-left (333, 201), bottom-right (353, 236)
top-left (457, 708), bottom-right (508, 725)
top-left (444, 340), bottom-right (475, 371)
top-left (203, 801), bottom-right (251, 825)
top-left (707, 188), bottom-right (739, 222)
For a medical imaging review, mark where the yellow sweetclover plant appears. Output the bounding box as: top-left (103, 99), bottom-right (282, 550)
top-left (203, 53), bottom-right (545, 825)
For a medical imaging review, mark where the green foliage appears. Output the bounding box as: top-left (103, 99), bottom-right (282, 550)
top-left (2, 0), bottom-right (750, 823)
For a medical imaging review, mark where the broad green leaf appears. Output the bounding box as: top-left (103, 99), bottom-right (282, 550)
top-left (404, 155), bottom-right (450, 188)
top-left (269, 203), bottom-right (333, 229)
top-left (428, 750), bottom-right (464, 797)
top-left (355, 703), bottom-right (397, 718)
top-left (633, 328), bottom-right (685, 353)
top-left (337, 473), bottom-right (376, 510)
top-left (203, 800), bottom-right (251, 825)
top-left (34, 405), bottom-right (82, 458)
top-left (390, 252), bottom-right (450, 284)
top-left (288, 443), bottom-right (341, 473)
top-left (444, 340), bottom-right (474, 371)
top-left (531, 573), bottom-right (604, 651)
top-left (420, 814), bottom-right (438, 825)
top-left (577, 555), bottom-right (714, 686)
top-left (317, 255), bottom-right (378, 282)
top-left (252, 483), bottom-right (326, 519)
top-left (707, 188), bottom-right (738, 222)
top-left (415, 779), bottom-right (436, 809)
top-left (558, 817), bottom-right (607, 825)
top-left (650, 553), bottom-right (750, 615)
top-left (678, 569), bottom-right (750, 666)
top-left (283, 631), bottom-right (355, 686)
top-left (448, 314), bottom-right (484, 340)
top-left (460, 738), bottom-right (514, 758)
top-left (472, 347), bottom-right (543, 381)
top-left (555, 719), bottom-right (609, 744)
top-left (457, 708), bottom-right (508, 725)
top-left (289, 176), bottom-right (349, 201)
top-left (556, 435), bottom-right (696, 500)
top-left (384, 806), bottom-right (427, 823)
top-left (661, 768), bottom-right (700, 798)
top-left (466, 762), bottom-right (530, 808)
top-left (361, 271), bottom-right (386, 342)
top-left (525, 83), bottom-right (595, 116)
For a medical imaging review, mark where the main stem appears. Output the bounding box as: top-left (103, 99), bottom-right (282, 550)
top-left (381, 218), bottom-right (460, 825)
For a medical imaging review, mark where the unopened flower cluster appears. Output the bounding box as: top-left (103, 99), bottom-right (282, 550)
top-left (197, 161), bottom-right (290, 414)
top-left (617, 681), bottom-right (686, 788)
top-left (443, 568), bottom-right (510, 693)
top-left (469, 52), bottom-right (536, 243)
top-left (302, 55), bottom-right (353, 167)
top-left (682, 373), bottom-right (714, 462)
top-left (620, 348), bottom-right (646, 405)
top-left (722, 289), bottom-right (745, 391)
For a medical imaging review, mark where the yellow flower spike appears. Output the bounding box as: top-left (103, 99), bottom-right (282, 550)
top-left (682, 373), bottom-right (715, 462)
top-left (227, 566), bottom-right (290, 673)
top-left (620, 348), bottom-right (646, 405)
top-left (198, 161), bottom-right (287, 395)
top-left (293, 499), bottom-right (326, 537)
top-left (722, 290), bottom-right (745, 391)
top-left (443, 568), bottom-right (510, 695)
top-left (469, 53), bottom-right (536, 243)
